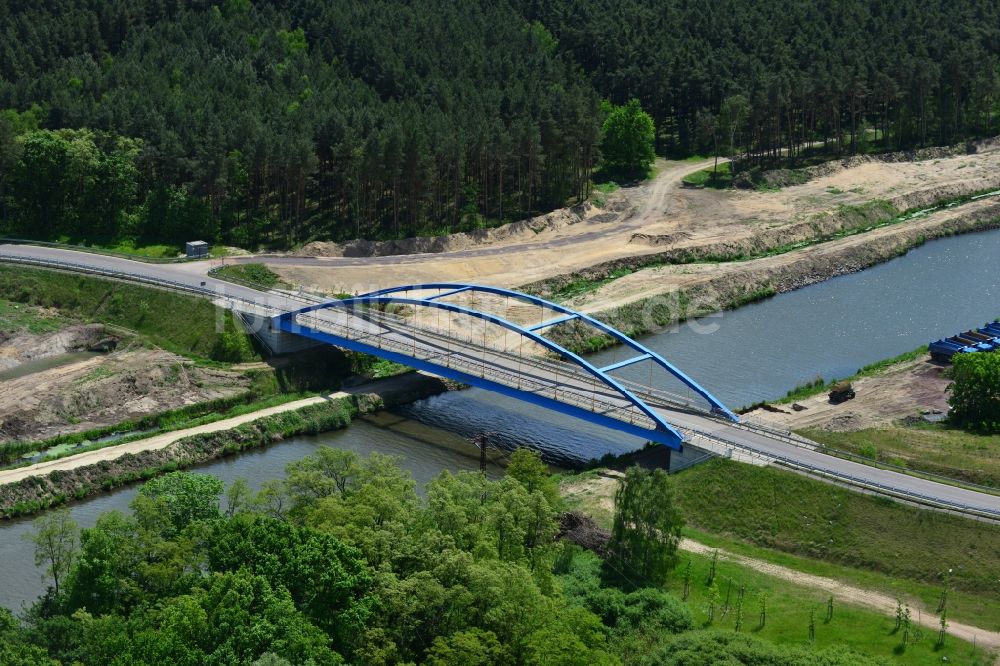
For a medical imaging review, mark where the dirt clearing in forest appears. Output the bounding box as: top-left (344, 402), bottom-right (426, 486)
top-left (266, 143), bottom-right (1000, 300)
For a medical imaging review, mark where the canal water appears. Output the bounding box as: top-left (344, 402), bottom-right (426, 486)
top-left (401, 225), bottom-right (1000, 440)
top-left (0, 415), bottom-right (504, 612)
top-left (3, 227), bottom-right (999, 611)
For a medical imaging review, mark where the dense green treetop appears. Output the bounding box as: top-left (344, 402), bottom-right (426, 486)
top-left (600, 99), bottom-right (656, 179)
top-left (9, 451), bottom-right (893, 665)
top-left (0, 0), bottom-right (599, 248)
top-left (135, 471), bottom-right (224, 534)
top-left (605, 466), bottom-right (684, 589)
top-left (2, 0), bottom-right (998, 250)
top-left (948, 351), bottom-right (1000, 432)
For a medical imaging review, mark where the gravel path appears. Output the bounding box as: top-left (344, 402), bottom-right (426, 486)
top-left (681, 538), bottom-right (1000, 658)
top-left (565, 472), bottom-right (998, 658)
top-left (0, 393), bottom-right (342, 486)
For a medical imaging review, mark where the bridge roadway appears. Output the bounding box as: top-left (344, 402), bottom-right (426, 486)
top-left (3, 242), bottom-right (1000, 519)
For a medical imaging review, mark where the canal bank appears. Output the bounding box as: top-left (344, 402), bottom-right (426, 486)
top-left (546, 196), bottom-right (1000, 355)
top-left (0, 372), bottom-right (454, 519)
top-left (0, 414), bottom-right (506, 612)
top-left (4, 225), bottom-right (1000, 612)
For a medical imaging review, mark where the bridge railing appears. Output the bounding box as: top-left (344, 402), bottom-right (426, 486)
top-left (312, 304), bottom-right (700, 426)
top-left (296, 310), bottom-right (654, 429)
top-left (298, 313), bottom-right (645, 426)
top-left (305, 302), bottom-right (716, 417)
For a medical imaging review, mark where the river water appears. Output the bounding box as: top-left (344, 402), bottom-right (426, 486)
top-left (0, 414), bottom-right (503, 612)
top-left (400, 227), bottom-right (1000, 453)
top-left (3, 227), bottom-right (1000, 610)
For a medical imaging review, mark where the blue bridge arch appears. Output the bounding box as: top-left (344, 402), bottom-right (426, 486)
top-left (273, 283), bottom-right (736, 450)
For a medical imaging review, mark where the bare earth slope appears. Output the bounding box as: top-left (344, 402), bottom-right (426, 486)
top-left (0, 347), bottom-right (250, 443)
top-left (247, 144), bottom-right (1000, 300)
top-left (742, 355), bottom-right (951, 433)
top-left (0, 313), bottom-right (250, 444)
top-left (568, 195), bottom-right (1000, 316)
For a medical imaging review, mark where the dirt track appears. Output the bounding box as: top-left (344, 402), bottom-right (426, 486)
top-left (743, 355), bottom-right (952, 432)
top-left (562, 472), bottom-right (1000, 657)
top-left (0, 393), bottom-right (341, 486)
top-left (0, 371), bottom-right (449, 488)
top-left (261, 144), bottom-right (1000, 303)
top-left (263, 157), bottom-right (702, 294)
top-left (681, 537), bottom-right (1000, 655)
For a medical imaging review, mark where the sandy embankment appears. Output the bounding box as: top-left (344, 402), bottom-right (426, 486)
top-left (265, 143), bottom-right (1000, 300)
top-left (0, 371), bottom-right (448, 487)
top-left (569, 196), bottom-right (1000, 318)
top-left (0, 324), bottom-right (251, 444)
top-left (742, 355), bottom-right (952, 433)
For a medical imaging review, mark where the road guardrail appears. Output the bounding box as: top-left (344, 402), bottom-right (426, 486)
top-left (3, 251), bottom-right (998, 520)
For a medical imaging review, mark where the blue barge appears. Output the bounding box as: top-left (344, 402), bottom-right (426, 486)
top-left (929, 321), bottom-right (1000, 361)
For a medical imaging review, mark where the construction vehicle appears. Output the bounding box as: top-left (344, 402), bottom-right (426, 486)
top-left (828, 381), bottom-right (855, 404)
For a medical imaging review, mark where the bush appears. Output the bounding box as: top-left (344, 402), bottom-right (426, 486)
top-left (639, 631), bottom-right (884, 666)
top-left (210, 263), bottom-right (285, 289)
top-left (558, 549), bottom-right (693, 636)
top-left (948, 352), bottom-right (1000, 432)
top-left (584, 586), bottom-right (693, 634)
top-left (212, 327), bottom-right (256, 363)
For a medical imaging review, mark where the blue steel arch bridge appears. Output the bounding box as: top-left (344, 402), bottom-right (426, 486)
top-left (273, 282), bottom-right (737, 450)
top-left (3, 244), bottom-right (999, 519)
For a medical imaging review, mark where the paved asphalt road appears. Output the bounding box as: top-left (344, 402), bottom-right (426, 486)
top-left (0, 243), bottom-right (306, 309)
top-left (3, 243), bottom-right (999, 518)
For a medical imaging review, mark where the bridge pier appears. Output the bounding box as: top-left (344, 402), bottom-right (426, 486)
top-left (667, 443), bottom-right (713, 473)
top-left (232, 305), bottom-right (323, 356)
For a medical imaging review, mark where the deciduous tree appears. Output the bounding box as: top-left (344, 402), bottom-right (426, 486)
top-left (948, 352), bottom-right (1000, 432)
top-left (24, 508), bottom-right (78, 596)
top-left (134, 471), bottom-right (223, 535)
top-left (600, 99), bottom-right (656, 179)
top-left (604, 466), bottom-right (683, 588)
